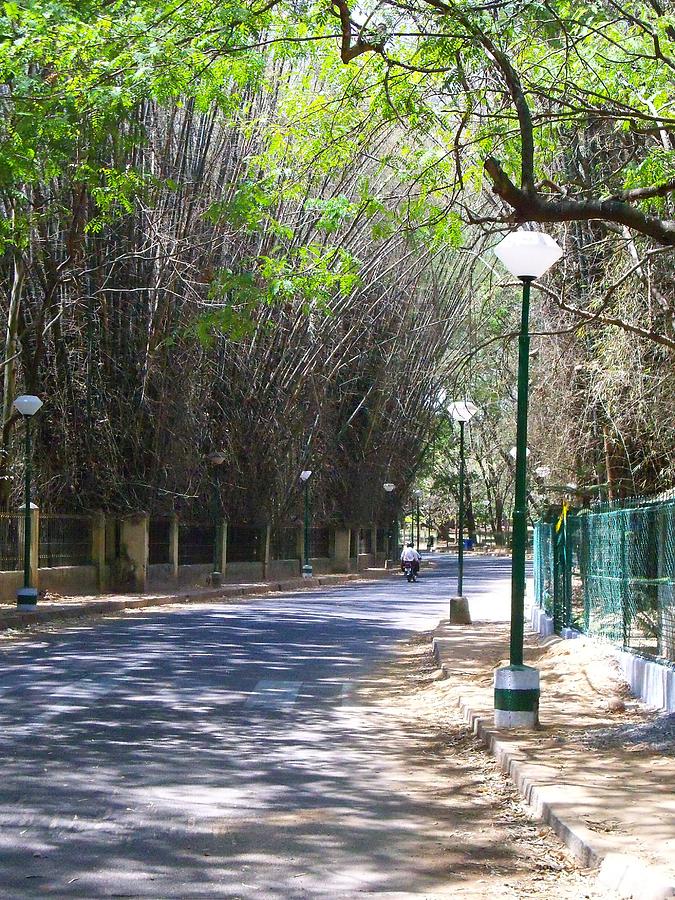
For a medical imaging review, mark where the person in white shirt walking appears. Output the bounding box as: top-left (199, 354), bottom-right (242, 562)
top-left (400, 542), bottom-right (421, 576)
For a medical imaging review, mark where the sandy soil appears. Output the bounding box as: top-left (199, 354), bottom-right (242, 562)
top-left (358, 632), bottom-right (616, 899)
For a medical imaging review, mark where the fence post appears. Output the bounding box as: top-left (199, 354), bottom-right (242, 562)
top-left (579, 515), bottom-right (590, 632)
top-left (262, 525), bottom-right (271, 580)
top-left (533, 523), bottom-right (541, 608)
top-left (658, 504), bottom-right (675, 660)
top-left (620, 510), bottom-right (629, 649)
top-left (120, 513), bottom-right (148, 592)
top-left (552, 521), bottom-right (562, 633)
top-left (92, 510), bottom-right (107, 592)
top-left (18, 503), bottom-right (39, 592)
top-left (563, 511), bottom-right (574, 628)
top-left (170, 514), bottom-right (179, 580)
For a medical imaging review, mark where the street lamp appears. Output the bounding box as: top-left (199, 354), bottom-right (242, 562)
top-left (412, 489), bottom-right (423, 551)
top-left (510, 446), bottom-right (530, 460)
top-left (448, 400), bottom-right (480, 600)
top-left (208, 451), bottom-right (227, 584)
top-left (383, 482), bottom-right (397, 564)
top-left (300, 470), bottom-right (313, 578)
top-left (493, 229), bottom-right (562, 728)
top-left (13, 394), bottom-right (43, 610)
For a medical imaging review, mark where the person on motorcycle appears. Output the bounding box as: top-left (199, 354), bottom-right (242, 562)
top-left (400, 542), bottom-right (421, 576)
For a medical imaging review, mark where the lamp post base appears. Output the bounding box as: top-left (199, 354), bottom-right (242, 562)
top-left (17, 586), bottom-right (38, 611)
top-left (494, 664), bottom-right (540, 728)
top-left (449, 596), bottom-right (472, 625)
top-left (302, 564), bottom-right (313, 579)
top-left (211, 571), bottom-right (222, 587)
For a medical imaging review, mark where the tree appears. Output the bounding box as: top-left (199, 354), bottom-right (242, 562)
top-left (0, 10), bottom-right (474, 522)
top-left (322, 0), bottom-right (675, 242)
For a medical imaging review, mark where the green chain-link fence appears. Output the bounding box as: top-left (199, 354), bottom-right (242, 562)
top-left (533, 496), bottom-right (675, 663)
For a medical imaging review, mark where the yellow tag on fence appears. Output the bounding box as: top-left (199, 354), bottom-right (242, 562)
top-left (555, 500), bottom-right (569, 533)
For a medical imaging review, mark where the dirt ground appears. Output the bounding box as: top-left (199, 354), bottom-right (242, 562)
top-left (358, 632), bottom-right (616, 899)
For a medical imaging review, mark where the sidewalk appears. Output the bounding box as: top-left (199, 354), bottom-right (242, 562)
top-left (432, 621), bottom-right (675, 900)
top-left (0, 569), bottom-right (389, 632)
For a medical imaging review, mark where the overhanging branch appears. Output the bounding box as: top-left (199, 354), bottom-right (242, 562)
top-left (331, 0), bottom-right (384, 62)
top-left (484, 157), bottom-right (675, 247)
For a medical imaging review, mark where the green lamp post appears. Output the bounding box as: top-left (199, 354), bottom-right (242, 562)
top-left (493, 229), bottom-right (562, 728)
top-left (300, 469), bottom-right (313, 578)
top-left (412, 488), bottom-right (423, 551)
top-left (448, 401), bottom-right (480, 600)
top-left (383, 482), bottom-right (397, 564)
top-left (13, 394), bottom-right (43, 610)
top-left (208, 451), bottom-right (227, 585)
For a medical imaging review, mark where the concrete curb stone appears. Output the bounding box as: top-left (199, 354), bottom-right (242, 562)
top-left (598, 855), bottom-right (675, 900)
top-left (0, 570), bottom-right (391, 632)
top-left (432, 637), bottom-right (675, 900)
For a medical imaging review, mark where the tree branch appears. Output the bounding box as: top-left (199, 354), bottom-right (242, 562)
top-left (330, 0), bottom-right (384, 62)
top-left (484, 157), bottom-right (675, 247)
top-left (610, 178), bottom-right (675, 203)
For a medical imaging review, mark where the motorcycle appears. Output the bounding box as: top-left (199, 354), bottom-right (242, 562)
top-left (403, 562), bottom-right (417, 583)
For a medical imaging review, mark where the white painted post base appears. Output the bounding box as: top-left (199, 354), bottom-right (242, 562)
top-left (494, 664), bottom-right (540, 728)
top-left (449, 596), bottom-right (472, 625)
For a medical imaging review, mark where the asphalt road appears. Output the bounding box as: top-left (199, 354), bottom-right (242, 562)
top-left (0, 555), bottom-right (514, 898)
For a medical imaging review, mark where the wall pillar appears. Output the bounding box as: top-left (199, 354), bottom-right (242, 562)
top-left (92, 510), bottom-right (107, 592)
top-left (120, 513), bottom-right (148, 593)
top-left (331, 527), bottom-right (350, 573)
top-left (19, 503), bottom-right (39, 590)
top-left (170, 514), bottom-right (179, 580)
top-left (262, 525), bottom-right (271, 580)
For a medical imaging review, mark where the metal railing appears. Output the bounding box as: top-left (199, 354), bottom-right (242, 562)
top-left (39, 515), bottom-right (93, 568)
top-left (358, 528), bottom-right (373, 555)
top-left (270, 527), bottom-right (298, 561)
top-left (227, 526), bottom-right (262, 563)
top-left (149, 518), bottom-right (172, 565)
top-left (0, 513), bottom-right (20, 571)
top-left (308, 526), bottom-right (330, 559)
top-left (178, 522), bottom-right (215, 566)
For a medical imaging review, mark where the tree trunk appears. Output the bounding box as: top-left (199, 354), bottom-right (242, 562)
top-left (0, 250), bottom-right (25, 509)
top-left (464, 480), bottom-right (477, 543)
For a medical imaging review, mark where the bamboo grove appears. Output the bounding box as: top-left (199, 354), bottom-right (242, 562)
top-left (0, 47), bottom-right (472, 528)
top-left (1, 0), bottom-right (674, 533)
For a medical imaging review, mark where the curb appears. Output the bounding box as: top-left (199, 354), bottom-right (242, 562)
top-left (0, 570), bottom-right (393, 633)
top-left (432, 639), bottom-right (675, 900)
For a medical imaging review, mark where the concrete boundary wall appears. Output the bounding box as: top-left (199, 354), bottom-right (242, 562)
top-left (615, 648), bottom-right (675, 714)
top-left (1, 512), bottom-right (390, 604)
top-left (1, 566), bottom-right (97, 602)
top-left (39, 565), bottom-right (98, 597)
top-left (177, 563), bottom-right (213, 586)
top-left (529, 604), bottom-right (675, 714)
top-left (357, 553), bottom-right (375, 571)
top-left (268, 559), bottom-right (299, 580)
top-left (225, 561), bottom-right (264, 583)
top-left (308, 557), bottom-right (332, 576)
top-left (0, 571), bottom-right (22, 604)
